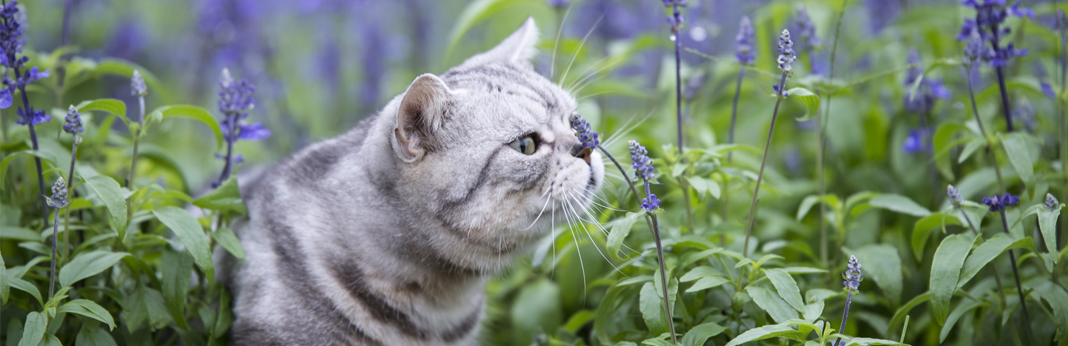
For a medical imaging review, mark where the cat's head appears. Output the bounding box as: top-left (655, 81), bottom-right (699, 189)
top-left (389, 18), bottom-right (603, 270)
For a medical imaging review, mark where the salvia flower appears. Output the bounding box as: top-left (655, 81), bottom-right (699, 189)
top-left (131, 70), bottom-right (147, 97)
top-left (958, 0), bottom-right (1032, 67)
top-left (964, 30), bottom-right (984, 63)
top-left (45, 177), bottom-right (68, 209)
top-left (735, 16), bottom-right (755, 65)
top-left (902, 128), bottom-right (930, 154)
top-left (663, 0), bottom-right (687, 29)
top-left (904, 50), bottom-right (951, 114)
top-left (0, 2), bottom-right (49, 115)
top-left (776, 29), bottom-right (796, 74)
top-left (63, 105), bottom-right (83, 134)
top-left (947, 185), bottom-right (964, 206)
top-left (628, 140), bottom-right (654, 180)
top-left (217, 69), bottom-right (269, 143)
top-left (15, 106), bottom-right (47, 125)
top-left (843, 255), bottom-right (862, 292)
top-left (569, 112), bottom-right (599, 149)
top-left (1047, 193), bottom-right (1061, 211)
top-left (982, 192), bottom-right (1020, 212)
top-left (641, 193), bottom-right (662, 214)
top-left (794, 5), bottom-right (820, 51)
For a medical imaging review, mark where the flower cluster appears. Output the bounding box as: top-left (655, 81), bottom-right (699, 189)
top-left (843, 255), bottom-right (863, 292)
top-left (46, 177), bottom-right (68, 209)
top-left (735, 16), bottom-right (755, 65)
top-left (794, 5), bottom-right (819, 51)
top-left (964, 30), bottom-right (984, 63)
top-left (957, 0), bottom-right (1032, 67)
top-left (1, 1), bottom-right (49, 125)
top-left (629, 140), bottom-right (660, 214)
top-left (569, 113), bottom-right (599, 149)
top-left (547, 0), bottom-right (567, 9)
top-left (982, 192), bottom-right (1020, 212)
top-left (1048, 193), bottom-right (1062, 211)
top-left (902, 128), bottom-right (930, 154)
top-left (947, 185), bottom-right (964, 206)
top-left (904, 50), bottom-right (951, 114)
top-left (776, 29), bottom-right (796, 74)
top-left (131, 70), bottom-right (147, 97)
top-left (663, 0), bottom-right (686, 30)
top-left (217, 68), bottom-right (269, 144)
top-left (64, 105), bottom-right (83, 134)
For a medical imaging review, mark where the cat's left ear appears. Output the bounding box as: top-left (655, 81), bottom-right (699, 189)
top-left (459, 17), bottom-right (540, 68)
top-left (393, 74), bottom-right (454, 162)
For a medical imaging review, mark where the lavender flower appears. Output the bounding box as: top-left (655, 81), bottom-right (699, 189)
top-left (736, 16), bottom-right (755, 65)
top-left (794, 5), bottom-right (820, 51)
top-left (629, 140), bottom-right (660, 214)
top-left (45, 177), bottom-right (68, 209)
top-left (865, 0), bottom-right (900, 34)
top-left (569, 113), bottom-right (599, 149)
top-left (902, 128), bottom-right (930, 154)
top-left (843, 255), bottom-right (863, 292)
top-left (130, 70), bottom-right (147, 97)
top-left (776, 29), bottom-right (796, 75)
top-left (1047, 193), bottom-right (1061, 211)
top-left (964, 30), bottom-right (984, 63)
top-left (947, 185), bottom-right (964, 206)
top-left (982, 192), bottom-right (1020, 211)
top-left (958, 0), bottom-right (1031, 67)
top-left (904, 50), bottom-right (952, 114)
top-left (63, 105), bottom-right (83, 134)
top-left (663, 0), bottom-right (686, 29)
top-left (215, 68), bottom-right (269, 187)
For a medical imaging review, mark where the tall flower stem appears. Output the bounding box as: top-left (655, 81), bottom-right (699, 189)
top-left (987, 17), bottom-right (1016, 132)
top-left (670, 15), bottom-right (694, 232)
top-left (218, 113), bottom-right (238, 183)
top-left (598, 144), bottom-right (674, 344)
top-left (49, 206), bottom-right (61, 298)
top-left (125, 93), bottom-right (145, 227)
top-left (832, 291), bottom-right (852, 346)
top-left (964, 66), bottom-right (1007, 191)
top-left (997, 209), bottom-right (1034, 342)
top-left (722, 66), bottom-right (746, 244)
top-left (1060, 21), bottom-right (1068, 251)
top-left (743, 72), bottom-right (788, 257)
top-left (62, 136), bottom-right (77, 262)
top-left (819, 0), bottom-right (848, 268)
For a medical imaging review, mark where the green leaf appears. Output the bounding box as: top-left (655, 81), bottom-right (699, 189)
top-left (76, 99), bottom-right (128, 126)
top-left (940, 300), bottom-right (982, 343)
top-left (1038, 204), bottom-right (1063, 260)
top-left (193, 174), bottom-right (247, 214)
top-left (801, 300), bottom-right (825, 322)
top-left (724, 324), bottom-right (802, 346)
top-left (680, 322), bottom-right (726, 346)
top-left (846, 245), bottom-right (903, 303)
top-left (83, 175), bottom-right (127, 239)
top-left (932, 122), bottom-right (971, 180)
top-left (1034, 282), bottom-right (1068, 334)
top-left (214, 227), bottom-right (245, 260)
top-left (844, 337), bottom-right (905, 346)
top-left (686, 176), bottom-right (721, 200)
top-left (124, 285), bottom-right (172, 332)
top-left (57, 299), bottom-right (116, 331)
top-left (639, 282), bottom-right (668, 336)
top-left (445, 0), bottom-right (536, 58)
top-left (746, 286), bottom-right (798, 323)
top-left (930, 233), bottom-right (975, 325)
top-left (0, 150), bottom-right (57, 185)
top-left (786, 87), bottom-right (820, 121)
top-left (59, 250), bottom-right (130, 288)
top-left (213, 288), bottom-right (234, 337)
top-left (911, 212), bottom-right (962, 262)
top-left (957, 234), bottom-right (1031, 289)
top-left (870, 194), bottom-right (931, 217)
top-left (999, 134), bottom-right (1034, 187)
top-left (76, 325), bottom-right (118, 346)
top-left (153, 206), bottom-right (214, 284)
top-left (764, 269), bottom-right (805, 312)
top-left (796, 194), bottom-right (841, 221)
top-left (0, 255), bottom-right (7, 304)
top-left (606, 212), bottom-right (642, 258)
top-left (510, 278), bottom-right (563, 345)
top-left (888, 292), bottom-right (929, 336)
top-left (161, 250), bottom-right (193, 330)
top-left (93, 60), bottom-right (171, 102)
top-left (685, 276), bottom-right (730, 293)
top-left (8, 277), bottom-right (42, 307)
top-left (146, 105), bottom-right (225, 150)
top-left (680, 266), bottom-right (719, 282)
top-left (17, 312), bottom-right (46, 346)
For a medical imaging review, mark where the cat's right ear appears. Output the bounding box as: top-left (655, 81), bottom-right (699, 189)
top-left (393, 74), bottom-right (453, 162)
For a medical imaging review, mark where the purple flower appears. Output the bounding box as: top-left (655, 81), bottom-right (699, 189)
top-left (904, 50), bottom-right (951, 114)
top-left (237, 122), bottom-right (271, 141)
top-left (663, 0), bottom-right (686, 29)
top-left (628, 140), bottom-right (655, 180)
top-left (218, 68), bottom-right (255, 116)
top-left (641, 193), bottom-right (661, 214)
top-left (131, 70), bottom-right (147, 97)
top-left (947, 185), bottom-right (964, 206)
top-left (736, 16), bottom-right (755, 65)
top-left (1042, 82), bottom-right (1056, 100)
top-left (902, 128), bottom-right (930, 154)
top-left (15, 107), bottom-right (49, 126)
top-left (569, 113), bottom-right (599, 149)
top-left (548, 0), bottom-right (567, 9)
top-left (46, 177), bottom-right (68, 209)
top-left (64, 105), bottom-right (83, 134)
top-left (865, 0), bottom-right (901, 34)
top-left (777, 29), bottom-right (796, 74)
top-left (843, 255), bottom-right (862, 292)
top-left (1047, 193), bottom-right (1061, 211)
top-left (794, 5), bottom-right (819, 51)
top-left (982, 192), bottom-right (1020, 211)
top-left (958, 0), bottom-right (1031, 67)
top-left (964, 30), bottom-right (985, 63)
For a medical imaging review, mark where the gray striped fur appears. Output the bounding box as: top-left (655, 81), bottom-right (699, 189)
top-left (219, 18), bottom-right (604, 345)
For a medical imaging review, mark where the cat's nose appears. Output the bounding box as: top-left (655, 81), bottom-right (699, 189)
top-left (570, 142), bottom-right (592, 164)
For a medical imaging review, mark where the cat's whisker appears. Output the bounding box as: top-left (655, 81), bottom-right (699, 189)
top-left (525, 186), bottom-right (555, 230)
top-left (550, 190), bottom-right (557, 279)
top-left (562, 194), bottom-right (629, 277)
top-left (549, 6), bottom-right (572, 80)
top-left (558, 15), bottom-right (603, 87)
top-left (568, 58), bottom-right (625, 96)
top-left (557, 196), bottom-right (588, 303)
top-left (601, 110), bottom-right (655, 148)
top-left (567, 191), bottom-right (640, 257)
top-left (564, 55), bottom-right (615, 92)
top-left (576, 91), bottom-right (616, 102)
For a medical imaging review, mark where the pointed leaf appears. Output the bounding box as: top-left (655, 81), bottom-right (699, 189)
top-left (153, 206), bottom-right (214, 284)
top-left (724, 324), bottom-right (802, 346)
top-left (193, 174), bottom-right (246, 214)
top-left (930, 234), bottom-right (975, 325)
top-left (58, 299), bottom-right (116, 331)
top-left (83, 175), bottom-right (127, 239)
top-left (59, 250), bottom-right (130, 288)
top-left (17, 312), bottom-right (46, 346)
top-left (746, 286), bottom-right (798, 323)
top-left (999, 134), bottom-right (1034, 187)
top-left (870, 194), bottom-right (930, 217)
top-left (786, 87), bottom-right (820, 121)
top-left (765, 269), bottom-right (805, 312)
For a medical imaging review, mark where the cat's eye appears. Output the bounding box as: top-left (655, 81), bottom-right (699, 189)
top-left (508, 135), bottom-right (538, 155)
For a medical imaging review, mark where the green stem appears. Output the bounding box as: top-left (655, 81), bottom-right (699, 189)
top-left (650, 214), bottom-right (677, 345)
top-left (965, 66), bottom-right (1007, 192)
top-left (49, 208), bottom-right (61, 299)
top-left (743, 72), bottom-right (788, 257)
top-left (998, 209), bottom-right (1034, 344)
top-left (125, 96), bottom-right (146, 229)
top-left (62, 137), bottom-right (78, 265)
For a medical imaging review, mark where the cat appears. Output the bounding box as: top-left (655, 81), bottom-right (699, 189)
top-left (218, 18), bottom-right (605, 345)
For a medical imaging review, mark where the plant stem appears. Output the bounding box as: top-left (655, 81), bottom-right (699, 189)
top-left (650, 213), bottom-right (677, 345)
top-left (727, 67), bottom-right (746, 163)
top-left (63, 137), bottom-right (77, 263)
top-left (672, 11), bottom-right (683, 156)
top-left (832, 291), bottom-right (852, 346)
top-left (958, 207), bottom-right (1010, 306)
top-left (49, 208), bottom-right (61, 299)
top-left (125, 95), bottom-right (145, 228)
top-left (217, 114), bottom-right (238, 185)
top-left (1060, 25), bottom-right (1068, 252)
top-left (820, 0), bottom-right (848, 269)
top-left (998, 209), bottom-right (1034, 343)
top-left (965, 66), bottom-right (1008, 192)
top-left (598, 144), bottom-right (656, 232)
top-left (743, 72), bottom-right (788, 257)
top-left (28, 122), bottom-right (48, 226)
top-left (988, 19), bottom-right (1015, 132)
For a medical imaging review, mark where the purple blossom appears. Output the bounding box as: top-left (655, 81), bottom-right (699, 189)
top-left (865, 0), bottom-right (900, 34)
top-left (902, 128), bottom-right (930, 154)
top-left (663, 0), bottom-right (686, 29)
top-left (794, 5), bottom-right (819, 51)
top-left (1042, 82), bottom-right (1056, 99)
top-left (15, 107), bottom-right (48, 126)
top-left (1047, 193), bottom-right (1061, 211)
top-left (214, 68), bottom-right (268, 187)
top-left (641, 193), bottom-right (661, 214)
top-left (777, 29), bottom-right (796, 74)
top-left (628, 140), bottom-right (655, 180)
top-left (947, 185), bottom-right (964, 206)
top-left (548, 0), bottom-right (567, 9)
top-left (64, 105), bottom-right (83, 134)
top-left (843, 255), bottom-right (862, 292)
top-left (982, 192), bottom-right (1020, 211)
top-left (904, 50), bottom-right (951, 114)
top-left (569, 113), bottom-right (599, 149)
top-left (958, 0), bottom-right (1031, 67)
top-left (131, 70), bottom-right (147, 97)
top-left (46, 177), bottom-right (68, 209)
top-left (736, 16), bottom-right (755, 65)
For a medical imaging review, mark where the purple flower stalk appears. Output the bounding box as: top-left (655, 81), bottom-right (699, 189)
top-left (664, 0), bottom-right (686, 156)
top-left (215, 68), bottom-right (269, 187)
top-left (63, 105), bottom-right (83, 135)
top-left (45, 176), bottom-right (67, 299)
top-left (958, 0), bottom-right (1032, 132)
top-left (985, 191), bottom-right (1034, 341)
top-left (902, 128), bottom-right (930, 155)
top-left (833, 255), bottom-right (863, 346)
top-left (794, 5), bottom-right (820, 73)
top-left (728, 16), bottom-right (754, 164)
top-left (569, 112), bottom-right (599, 149)
top-left (628, 138), bottom-right (675, 344)
top-left (947, 185), bottom-right (964, 206)
top-left (1, 0), bottom-right (51, 225)
top-left (904, 50), bottom-right (952, 115)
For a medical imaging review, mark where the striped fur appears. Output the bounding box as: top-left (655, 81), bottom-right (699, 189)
top-left (219, 19), bottom-right (604, 345)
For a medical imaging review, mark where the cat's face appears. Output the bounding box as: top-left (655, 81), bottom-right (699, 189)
top-left (390, 19), bottom-right (604, 269)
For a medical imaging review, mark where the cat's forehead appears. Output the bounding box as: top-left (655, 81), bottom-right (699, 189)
top-left (442, 63), bottom-right (576, 125)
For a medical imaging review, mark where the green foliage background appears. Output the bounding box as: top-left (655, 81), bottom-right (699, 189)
top-left (2, 0), bottom-right (1068, 345)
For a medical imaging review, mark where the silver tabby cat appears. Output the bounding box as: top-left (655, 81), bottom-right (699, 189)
top-left (219, 19), bottom-right (605, 345)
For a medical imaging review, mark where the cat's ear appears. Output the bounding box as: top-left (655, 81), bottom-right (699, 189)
top-left (393, 73), bottom-right (453, 162)
top-left (459, 17), bottom-right (540, 68)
